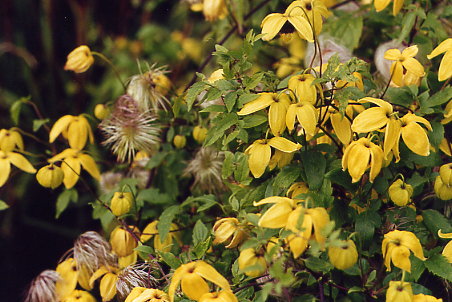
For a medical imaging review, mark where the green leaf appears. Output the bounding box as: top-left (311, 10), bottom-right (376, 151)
top-left (304, 257), bottom-right (333, 273)
top-left (0, 200), bottom-right (9, 211)
top-left (273, 166), bottom-right (300, 192)
top-left (422, 209), bottom-right (452, 237)
top-left (424, 87), bottom-right (452, 108)
top-left (33, 119), bottom-right (50, 132)
top-left (55, 189), bottom-right (78, 218)
top-left (192, 220), bottom-right (209, 246)
top-left (224, 91), bottom-right (237, 112)
top-left (204, 113), bottom-right (238, 147)
top-left (10, 100), bottom-right (24, 125)
top-left (301, 151), bottom-right (326, 190)
top-left (134, 244), bottom-right (153, 255)
top-left (157, 205), bottom-right (180, 241)
top-left (355, 210), bottom-right (380, 244)
top-left (234, 152), bottom-right (252, 184)
top-left (159, 251), bottom-right (182, 269)
top-left (324, 14), bottom-right (363, 49)
top-left (242, 114), bottom-right (267, 128)
top-left (424, 254), bottom-right (452, 282)
top-left (397, 11), bottom-right (416, 43)
top-left (145, 151), bottom-right (167, 169)
top-left (186, 81), bottom-right (207, 111)
top-left (222, 151), bottom-right (234, 179)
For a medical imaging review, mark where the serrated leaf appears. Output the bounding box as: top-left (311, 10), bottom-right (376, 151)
top-left (424, 254), bottom-right (452, 282)
top-left (273, 166), bottom-right (300, 192)
top-left (301, 151), bottom-right (326, 190)
top-left (224, 91), bottom-right (237, 112)
top-left (55, 189), bottom-right (78, 218)
top-left (242, 114), bottom-right (267, 128)
top-left (159, 251), bottom-right (182, 269)
top-left (398, 11), bottom-right (416, 43)
top-left (158, 205), bottom-right (180, 241)
top-left (186, 81), bottom-right (207, 111)
top-left (193, 220), bottom-right (209, 246)
top-left (222, 151), bottom-right (234, 179)
top-left (424, 87), bottom-right (452, 108)
top-left (145, 152), bottom-right (167, 169)
top-left (0, 200), bottom-right (9, 210)
top-left (204, 113), bottom-right (238, 146)
top-left (422, 209), bottom-right (452, 236)
top-left (234, 152), bottom-right (252, 184)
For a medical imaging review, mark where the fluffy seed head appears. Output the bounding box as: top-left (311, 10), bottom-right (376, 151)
top-left (24, 270), bottom-right (61, 302)
top-left (116, 262), bottom-right (158, 300)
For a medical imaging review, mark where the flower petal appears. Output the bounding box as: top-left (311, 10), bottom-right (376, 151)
top-left (288, 16), bottom-right (314, 42)
top-left (402, 57), bottom-right (425, 77)
top-left (268, 137), bottom-right (301, 152)
top-left (427, 38), bottom-right (452, 59)
top-left (438, 50), bottom-right (452, 82)
top-left (79, 153), bottom-right (101, 180)
top-left (195, 260), bottom-right (231, 291)
top-left (237, 93), bottom-right (275, 115)
top-left (401, 122), bottom-right (430, 156)
top-left (384, 48), bottom-right (402, 60)
top-left (0, 158), bottom-right (11, 187)
top-left (247, 142), bottom-right (271, 178)
top-left (261, 14), bottom-right (286, 41)
top-left (49, 115), bottom-right (73, 143)
top-left (8, 152), bottom-right (36, 173)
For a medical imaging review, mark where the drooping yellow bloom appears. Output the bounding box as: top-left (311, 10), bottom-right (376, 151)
top-left (0, 150), bottom-right (36, 187)
top-left (412, 293), bottom-right (444, 302)
top-left (89, 265), bottom-right (119, 302)
top-left (237, 93), bottom-right (291, 136)
top-left (438, 230), bottom-right (452, 264)
top-left (439, 163), bottom-right (452, 186)
top-left (260, 1), bottom-right (314, 42)
top-left (193, 126), bottom-right (208, 144)
top-left (49, 115), bottom-right (94, 150)
top-left (384, 46), bottom-right (425, 87)
top-left (342, 137), bottom-right (384, 183)
top-left (125, 287), bottom-right (147, 302)
top-left (203, 0), bottom-right (227, 21)
top-left (64, 45), bottom-right (94, 73)
top-left (441, 101), bottom-right (452, 125)
top-left (427, 38), bottom-right (452, 82)
top-left (127, 288), bottom-right (169, 302)
top-left (382, 230), bottom-right (426, 272)
top-left (110, 192), bottom-right (133, 216)
top-left (238, 248), bottom-right (267, 277)
top-left (374, 0), bottom-right (404, 15)
top-left (245, 137), bottom-right (301, 178)
top-left (319, 107), bottom-right (352, 146)
top-left (213, 218), bottom-right (248, 248)
top-left (94, 104), bottom-right (110, 120)
top-left (109, 226), bottom-right (139, 257)
top-left (62, 290), bottom-right (96, 302)
top-left (388, 179), bottom-right (413, 206)
top-left (0, 128), bottom-right (24, 152)
top-left (434, 175), bottom-right (452, 201)
top-left (288, 74), bottom-right (318, 104)
top-left (293, 0), bottom-right (331, 36)
top-left (55, 258), bottom-right (79, 300)
top-left (286, 101), bottom-right (319, 136)
top-left (268, 149), bottom-right (294, 170)
top-left (168, 260), bottom-right (230, 302)
top-left (36, 164), bottom-right (64, 189)
top-left (254, 196), bottom-right (299, 228)
top-left (386, 281), bottom-right (413, 302)
top-left (328, 239), bottom-right (358, 270)
top-left (141, 220), bottom-right (181, 253)
top-left (351, 97), bottom-right (394, 133)
top-left (173, 135), bottom-right (187, 149)
top-left (48, 148), bottom-right (100, 189)
top-left (198, 290), bottom-right (238, 302)
top-left (286, 182), bottom-right (309, 199)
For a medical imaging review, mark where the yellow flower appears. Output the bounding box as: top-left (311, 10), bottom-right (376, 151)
top-left (413, 293), bottom-right (444, 302)
top-left (173, 135), bottom-right (187, 149)
top-left (168, 260), bottom-right (230, 302)
top-left (434, 175), bottom-right (452, 201)
top-left (336, 72), bottom-right (364, 91)
top-left (110, 192), bottom-right (133, 216)
top-left (441, 101), bottom-right (452, 125)
top-left (130, 288), bottom-right (170, 302)
top-left (286, 182), bottom-right (309, 199)
top-left (203, 0), bottom-right (227, 21)
top-left (260, 1), bottom-right (314, 42)
top-left (388, 179), bottom-right (413, 206)
top-left (268, 149), bottom-right (294, 170)
top-left (193, 126), bottom-right (208, 144)
top-left (125, 287), bottom-right (147, 302)
top-left (89, 265), bottom-right (119, 302)
top-left (328, 239), bottom-right (358, 270)
top-left (427, 38), bottom-right (452, 82)
top-left (386, 281), bottom-right (413, 302)
top-left (64, 45), bottom-right (94, 73)
top-left (286, 101), bottom-right (319, 136)
top-left (351, 97), bottom-right (394, 133)
top-left (274, 57), bottom-right (301, 78)
top-left (293, 0), bottom-right (331, 36)
top-left (374, 0), bottom-right (404, 15)
top-left (237, 93), bottom-right (291, 136)
top-left (288, 74), bottom-right (319, 104)
top-left (254, 196), bottom-right (298, 228)
top-left (0, 128), bottom-right (24, 152)
top-left (439, 163), bottom-right (452, 186)
top-left (141, 220), bottom-right (181, 253)
top-left (36, 164), bottom-right (64, 189)
top-left (438, 230), bottom-right (452, 264)
top-left (198, 290), bottom-right (238, 302)
top-left (384, 46), bottom-right (425, 87)
top-left (213, 218), bottom-right (248, 248)
top-left (238, 248), bottom-right (267, 277)
top-left (62, 290), bottom-right (96, 302)
top-left (94, 104), bottom-right (110, 120)
top-left (48, 148), bottom-right (100, 189)
top-left (49, 115), bottom-right (94, 150)
top-left (55, 258), bottom-right (79, 300)
top-left (109, 226), bottom-right (139, 257)
top-left (0, 150), bottom-right (36, 187)
top-left (319, 107), bottom-right (352, 146)
top-left (342, 137), bottom-right (384, 183)
top-left (382, 230), bottom-right (426, 272)
top-left (245, 137), bottom-right (301, 178)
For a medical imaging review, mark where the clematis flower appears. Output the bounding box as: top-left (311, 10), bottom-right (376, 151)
top-left (89, 265), bottom-right (119, 301)
top-left (0, 128), bottom-right (24, 152)
top-left (288, 74), bottom-right (318, 104)
top-left (110, 226), bottom-right (139, 257)
top-left (198, 290), bottom-right (238, 302)
top-left (110, 192), bottom-right (133, 216)
top-left (268, 149), bottom-right (294, 170)
top-left (319, 107), bottom-right (352, 146)
top-left (237, 93), bottom-right (291, 136)
top-left (384, 46), bottom-right (425, 87)
top-left (286, 101), bottom-right (319, 136)
top-left (130, 288), bottom-right (169, 302)
top-left (342, 137), bottom-right (384, 183)
top-left (62, 290), bottom-right (96, 302)
top-left (48, 148), bottom-right (100, 189)
top-left (203, 0), bottom-right (227, 21)
top-left (434, 175), bottom-right (452, 201)
top-left (328, 239), bottom-right (358, 270)
top-left (168, 260), bottom-right (230, 302)
top-left (388, 179), bottom-right (413, 206)
top-left (437, 230), bottom-right (452, 263)
top-left (238, 248), bottom-right (267, 277)
top-left (254, 196), bottom-right (299, 228)
top-left (260, 1), bottom-right (314, 42)
top-left (386, 281), bottom-right (413, 302)
top-left (412, 293), bottom-right (444, 302)
top-left (36, 164), bottom-right (64, 189)
top-left (382, 230), bottom-right (426, 272)
top-left (427, 38), bottom-right (452, 82)
top-left (351, 97), bottom-right (394, 133)
top-left (374, 0), bottom-right (404, 16)
top-left (0, 150), bottom-right (36, 187)
top-left (49, 115), bottom-right (94, 150)
top-left (286, 182), bottom-right (309, 199)
top-left (55, 258), bottom-right (79, 300)
top-left (141, 220), bottom-right (181, 253)
top-left (64, 45), bottom-right (94, 73)
top-left (213, 218), bottom-right (248, 248)
top-left (293, 0), bottom-right (331, 36)
top-left (245, 137), bottom-right (301, 178)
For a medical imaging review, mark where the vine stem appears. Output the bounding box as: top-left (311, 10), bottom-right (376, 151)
top-left (183, 0), bottom-right (273, 92)
top-left (91, 51), bottom-right (126, 91)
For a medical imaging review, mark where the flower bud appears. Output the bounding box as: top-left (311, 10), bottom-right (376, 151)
top-left (213, 218), bottom-right (247, 248)
top-left (328, 239), bottom-right (358, 270)
top-left (0, 128), bottom-right (24, 152)
top-left (238, 248), bottom-right (267, 277)
top-left (173, 135), bottom-right (187, 149)
top-left (36, 164), bottom-right (64, 189)
top-left (110, 192), bottom-right (133, 216)
top-left (388, 179), bottom-right (413, 206)
top-left (110, 226), bottom-right (138, 257)
top-left (64, 45), bottom-right (94, 73)
top-left (193, 126), bottom-right (208, 144)
top-left (94, 104), bottom-right (110, 120)
top-left (434, 175), bottom-right (452, 200)
top-left (439, 163), bottom-right (452, 186)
